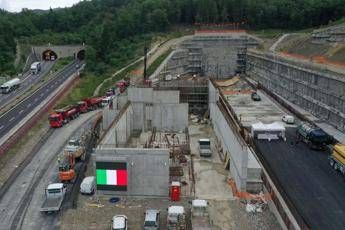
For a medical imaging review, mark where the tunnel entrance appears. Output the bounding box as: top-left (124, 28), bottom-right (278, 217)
top-left (42, 50), bottom-right (58, 61)
top-left (77, 50), bottom-right (85, 60)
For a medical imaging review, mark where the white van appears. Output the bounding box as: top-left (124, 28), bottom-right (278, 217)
top-left (80, 176), bottom-right (95, 195)
top-left (199, 139), bottom-right (212, 157)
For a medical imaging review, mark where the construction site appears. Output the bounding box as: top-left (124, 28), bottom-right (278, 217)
top-left (0, 23), bottom-right (345, 230)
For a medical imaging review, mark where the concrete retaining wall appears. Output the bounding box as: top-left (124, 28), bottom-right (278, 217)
top-left (95, 148), bottom-right (169, 197)
top-left (128, 88), bottom-right (188, 132)
top-left (209, 81), bottom-right (262, 192)
top-left (247, 50), bottom-right (345, 132)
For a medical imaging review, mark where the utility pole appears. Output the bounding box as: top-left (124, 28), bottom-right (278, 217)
top-left (143, 43), bottom-right (148, 82)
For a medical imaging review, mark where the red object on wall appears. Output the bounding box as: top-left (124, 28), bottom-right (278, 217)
top-left (170, 181), bottom-right (181, 201)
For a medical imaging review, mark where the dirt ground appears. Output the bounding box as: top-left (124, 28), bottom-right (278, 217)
top-left (60, 119), bottom-right (281, 230)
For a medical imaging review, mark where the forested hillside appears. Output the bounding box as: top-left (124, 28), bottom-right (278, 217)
top-left (0, 0), bottom-right (344, 75)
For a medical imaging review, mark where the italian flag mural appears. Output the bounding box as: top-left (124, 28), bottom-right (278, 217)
top-left (96, 169), bottom-right (127, 186)
top-left (96, 162), bottom-right (127, 191)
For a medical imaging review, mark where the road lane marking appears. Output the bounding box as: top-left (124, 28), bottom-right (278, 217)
top-left (9, 117), bottom-right (15, 122)
top-left (19, 110), bottom-right (24, 114)
top-left (0, 125), bottom-right (3, 130)
top-left (27, 103), bottom-right (31, 107)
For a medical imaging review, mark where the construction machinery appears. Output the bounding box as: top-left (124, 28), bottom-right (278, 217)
top-left (58, 139), bottom-right (86, 182)
top-left (329, 143), bottom-right (345, 175)
top-left (191, 200), bottom-right (212, 230)
top-left (297, 122), bottom-right (330, 150)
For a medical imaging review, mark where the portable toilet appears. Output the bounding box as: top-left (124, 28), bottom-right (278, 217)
top-left (170, 181), bottom-right (181, 201)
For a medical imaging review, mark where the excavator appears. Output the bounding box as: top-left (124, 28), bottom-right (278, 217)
top-left (58, 139), bottom-right (86, 183)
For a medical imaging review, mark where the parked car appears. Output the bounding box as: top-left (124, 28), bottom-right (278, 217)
top-left (251, 92), bottom-right (261, 101)
top-left (282, 115), bottom-right (295, 124)
top-left (144, 209), bottom-right (160, 230)
top-left (112, 215), bottom-right (128, 230)
top-left (80, 176), bottom-right (95, 195)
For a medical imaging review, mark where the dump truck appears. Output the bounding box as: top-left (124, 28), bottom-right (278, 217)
top-left (49, 105), bottom-right (79, 128)
top-left (167, 206), bottom-right (186, 230)
top-left (0, 78), bottom-right (20, 94)
top-left (76, 101), bottom-right (89, 113)
top-left (296, 123), bottom-right (330, 150)
top-left (83, 96), bottom-right (105, 110)
top-left (40, 183), bottom-right (66, 213)
top-left (191, 200), bottom-right (212, 230)
top-left (58, 139), bottom-right (86, 182)
top-left (329, 143), bottom-right (345, 175)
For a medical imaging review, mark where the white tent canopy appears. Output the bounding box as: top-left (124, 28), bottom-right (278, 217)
top-left (251, 122), bottom-right (286, 141)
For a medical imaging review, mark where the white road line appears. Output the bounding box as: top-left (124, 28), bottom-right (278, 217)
top-left (9, 117), bottom-right (15, 122)
top-left (40, 93), bottom-right (44, 97)
top-left (19, 110), bottom-right (24, 114)
top-left (27, 103), bottom-right (31, 108)
top-left (34, 98), bottom-right (38, 102)
top-left (0, 125), bottom-right (3, 130)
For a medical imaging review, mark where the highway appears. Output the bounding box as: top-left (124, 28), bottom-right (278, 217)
top-left (254, 128), bottom-right (345, 230)
top-left (0, 61), bottom-right (55, 111)
top-left (0, 60), bottom-right (83, 142)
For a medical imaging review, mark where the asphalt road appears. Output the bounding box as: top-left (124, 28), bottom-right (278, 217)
top-left (0, 60), bottom-right (83, 142)
top-left (254, 128), bottom-right (345, 230)
top-left (0, 112), bottom-right (97, 230)
top-left (0, 61), bottom-right (55, 110)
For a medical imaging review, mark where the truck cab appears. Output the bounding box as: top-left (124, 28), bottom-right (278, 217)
top-left (199, 139), bottom-right (212, 157)
top-left (46, 183), bottom-right (66, 199)
top-left (144, 209), bottom-right (160, 230)
top-left (49, 113), bottom-right (64, 128)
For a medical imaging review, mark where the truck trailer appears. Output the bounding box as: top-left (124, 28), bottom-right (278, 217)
top-left (329, 143), bottom-right (345, 175)
top-left (296, 123), bottom-right (330, 150)
top-left (0, 78), bottom-right (20, 94)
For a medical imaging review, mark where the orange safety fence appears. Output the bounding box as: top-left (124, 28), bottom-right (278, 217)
top-left (228, 178), bottom-right (272, 201)
top-left (279, 52), bottom-right (345, 68)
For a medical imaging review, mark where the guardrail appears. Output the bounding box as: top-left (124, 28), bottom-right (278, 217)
top-left (0, 72), bottom-right (80, 155)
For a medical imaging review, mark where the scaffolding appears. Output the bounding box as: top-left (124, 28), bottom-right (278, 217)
top-left (155, 77), bottom-right (208, 114)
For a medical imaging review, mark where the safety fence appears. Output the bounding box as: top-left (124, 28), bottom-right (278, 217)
top-left (0, 74), bottom-right (80, 156)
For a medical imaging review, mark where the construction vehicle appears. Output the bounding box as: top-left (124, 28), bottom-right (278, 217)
top-left (167, 206), bottom-right (186, 230)
top-left (0, 78), bottom-right (20, 94)
top-left (30, 61), bottom-right (41, 74)
top-left (329, 143), bottom-right (345, 175)
top-left (199, 139), bottom-right (212, 157)
top-left (83, 96), bottom-right (105, 110)
top-left (296, 122), bottom-right (330, 150)
top-left (40, 183), bottom-right (66, 213)
top-left (58, 139), bottom-right (86, 182)
top-left (76, 101), bottom-right (89, 113)
top-left (191, 200), bottom-right (212, 230)
top-left (116, 77), bottom-right (130, 93)
top-left (49, 105), bottom-right (79, 128)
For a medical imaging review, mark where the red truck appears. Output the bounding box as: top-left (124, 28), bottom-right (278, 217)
top-left (49, 105), bottom-right (79, 128)
top-left (83, 96), bottom-right (105, 110)
top-left (76, 101), bottom-right (88, 113)
top-left (116, 78), bottom-right (130, 93)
